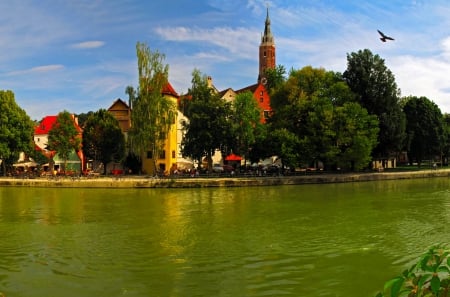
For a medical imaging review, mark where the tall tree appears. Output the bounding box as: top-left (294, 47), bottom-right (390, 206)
top-left (231, 91), bottom-right (263, 163)
top-left (343, 49), bottom-right (406, 158)
top-left (0, 90), bottom-right (34, 175)
top-left (181, 69), bottom-right (233, 170)
top-left (82, 109), bottom-right (125, 174)
top-left (403, 96), bottom-right (443, 167)
top-left (264, 64), bottom-right (286, 93)
top-left (442, 113), bottom-right (450, 166)
top-left (47, 110), bottom-right (82, 173)
top-left (128, 42), bottom-right (176, 174)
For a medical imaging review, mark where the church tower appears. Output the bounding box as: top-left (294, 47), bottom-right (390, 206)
top-left (258, 7), bottom-right (275, 84)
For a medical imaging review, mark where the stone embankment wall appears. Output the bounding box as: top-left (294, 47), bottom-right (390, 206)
top-left (1, 170), bottom-right (449, 188)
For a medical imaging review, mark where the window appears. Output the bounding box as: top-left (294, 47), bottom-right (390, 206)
top-left (172, 150), bottom-right (176, 158)
top-left (260, 97), bottom-right (264, 103)
top-left (159, 150), bottom-right (166, 159)
top-left (260, 91), bottom-right (263, 96)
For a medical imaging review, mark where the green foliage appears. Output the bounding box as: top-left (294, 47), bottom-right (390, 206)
top-left (265, 128), bottom-right (300, 169)
top-left (0, 90), bottom-right (35, 175)
top-left (376, 245), bottom-right (450, 297)
top-left (441, 114), bottom-right (450, 165)
top-left (403, 96), bottom-right (443, 166)
top-left (343, 49), bottom-right (406, 158)
top-left (264, 64), bottom-right (286, 93)
top-left (181, 69), bottom-right (233, 170)
top-left (128, 42), bottom-right (176, 172)
top-left (82, 109), bottom-right (125, 174)
top-left (269, 66), bottom-right (376, 170)
top-left (231, 91), bottom-right (263, 161)
top-left (76, 111), bottom-right (94, 128)
top-left (333, 102), bottom-right (379, 170)
top-left (47, 110), bottom-right (82, 172)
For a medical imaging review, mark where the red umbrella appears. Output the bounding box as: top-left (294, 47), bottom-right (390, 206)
top-left (225, 153), bottom-right (242, 161)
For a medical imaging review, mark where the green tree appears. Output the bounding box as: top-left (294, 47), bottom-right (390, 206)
top-left (442, 113), bottom-right (450, 166)
top-left (343, 49), bottom-right (406, 159)
top-left (270, 66), bottom-right (366, 169)
top-left (47, 110), bottom-right (82, 173)
top-left (264, 64), bottom-right (287, 93)
top-left (265, 128), bottom-right (300, 170)
top-left (403, 96), bottom-right (443, 167)
top-left (128, 42), bottom-right (176, 174)
top-left (0, 90), bottom-right (34, 175)
top-left (82, 109), bottom-right (125, 175)
top-left (231, 91), bottom-right (263, 164)
top-left (333, 102), bottom-right (379, 170)
top-left (76, 111), bottom-right (94, 128)
top-left (181, 69), bottom-right (233, 171)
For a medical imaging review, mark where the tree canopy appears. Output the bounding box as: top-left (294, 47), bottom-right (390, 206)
top-left (231, 91), bottom-right (263, 163)
top-left (343, 49), bottom-right (406, 158)
top-left (82, 109), bottom-right (125, 174)
top-left (47, 110), bottom-right (82, 173)
top-left (181, 69), bottom-right (233, 170)
top-left (403, 96), bottom-right (443, 166)
top-left (267, 66), bottom-right (378, 170)
top-left (0, 90), bottom-right (34, 175)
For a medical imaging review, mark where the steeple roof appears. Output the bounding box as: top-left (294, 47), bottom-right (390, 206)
top-left (261, 7), bottom-right (274, 44)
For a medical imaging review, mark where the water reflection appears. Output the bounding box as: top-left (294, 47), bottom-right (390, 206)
top-left (0, 179), bottom-right (450, 296)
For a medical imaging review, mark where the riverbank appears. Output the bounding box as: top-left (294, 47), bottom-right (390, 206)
top-left (1, 168), bottom-right (449, 188)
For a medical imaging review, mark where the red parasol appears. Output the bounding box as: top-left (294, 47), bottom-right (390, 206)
top-left (225, 153), bottom-right (242, 161)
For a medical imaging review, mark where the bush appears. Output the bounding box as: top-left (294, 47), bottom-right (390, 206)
top-left (376, 245), bottom-right (450, 297)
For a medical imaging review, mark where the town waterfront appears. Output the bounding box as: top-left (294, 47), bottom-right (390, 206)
top-left (1, 178), bottom-right (450, 296)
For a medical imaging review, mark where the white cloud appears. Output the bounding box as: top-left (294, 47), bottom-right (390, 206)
top-left (7, 65), bottom-right (64, 76)
top-left (154, 26), bottom-right (259, 60)
top-left (71, 41), bottom-right (105, 49)
top-left (390, 54), bottom-right (450, 112)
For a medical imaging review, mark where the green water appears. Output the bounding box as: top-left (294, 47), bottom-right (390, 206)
top-left (1, 178), bottom-right (450, 296)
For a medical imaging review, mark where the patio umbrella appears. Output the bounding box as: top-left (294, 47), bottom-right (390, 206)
top-left (13, 161), bottom-right (37, 167)
top-left (177, 158), bottom-right (194, 170)
top-left (225, 153), bottom-right (242, 161)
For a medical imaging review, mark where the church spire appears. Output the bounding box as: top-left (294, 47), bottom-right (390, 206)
top-left (258, 6), bottom-right (276, 84)
top-left (262, 7), bottom-right (273, 44)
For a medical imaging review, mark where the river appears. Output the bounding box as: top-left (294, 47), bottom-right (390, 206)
top-left (1, 177), bottom-right (450, 296)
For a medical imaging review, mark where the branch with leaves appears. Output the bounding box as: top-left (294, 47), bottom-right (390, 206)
top-left (376, 245), bottom-right (450, 297)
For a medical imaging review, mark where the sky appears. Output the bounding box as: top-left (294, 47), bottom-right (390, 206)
top-left (2, 0), bottom-right (450, 120)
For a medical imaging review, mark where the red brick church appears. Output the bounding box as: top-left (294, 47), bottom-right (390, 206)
top-left (214, 7), bottom-right (276, 123)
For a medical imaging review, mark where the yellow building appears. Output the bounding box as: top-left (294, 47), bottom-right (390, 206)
top-left (140, 82), bottom-right (179, 176)
top-left (108, 83), bottom-right (179, 176)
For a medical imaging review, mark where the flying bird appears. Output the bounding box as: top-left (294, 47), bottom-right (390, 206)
top-left (377, 30), bottom-right (394, 42)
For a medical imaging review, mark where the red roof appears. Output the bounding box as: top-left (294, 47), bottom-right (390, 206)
top-left (34, 116), bottom-right (58, 134)
top-left (34, 114), bottom-right (82, 134)
top-left (162, 82), bottom-right (179, 98)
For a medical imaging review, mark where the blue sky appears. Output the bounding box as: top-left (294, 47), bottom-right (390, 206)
top-left (2, 0), bottom-right (450, 120)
